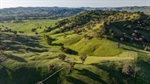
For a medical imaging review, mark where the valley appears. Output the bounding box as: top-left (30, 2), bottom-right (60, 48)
top-left (0, 8), bottom-right (150, 84)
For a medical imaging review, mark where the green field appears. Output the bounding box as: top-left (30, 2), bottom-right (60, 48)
top-left (0, 16), bottom-right (150, 84)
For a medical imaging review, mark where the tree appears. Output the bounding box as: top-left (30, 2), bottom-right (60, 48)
top-left (58, 54), bottom-right (66, 61)
top-left (48, 64), bottom-right (55, 71)
top-left (35, 32), bottom-right (38, 35)
top-left (31, 28), bottom-right (36, 32)
top-left (79, 54), bottom-right (87, 64)
top-left (68, 62), bottom-right (75, 74)
top-left (122, 64), bottom-right (134, 77)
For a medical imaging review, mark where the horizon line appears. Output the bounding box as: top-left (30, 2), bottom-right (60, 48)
top-left (0, 5), bottom-right (150, 9)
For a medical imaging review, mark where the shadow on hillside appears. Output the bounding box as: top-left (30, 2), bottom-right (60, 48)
top-left (2, 53), bottom-right (27, 62)
top-left (66, 76), bottom-right (87, 84)
top-left (0, 64), bottom-right (12, 72)
top-left (0, 65), bottom-right (61, 84)
top-left (0, 33), bottom-right (48, 53)
top-left (51, 43), bottom-right (64, 46)
top-left (61, 48), bottom-right (78, 55)
top-left (25, 48), bottom-right (48, 53)
top-left (136, 60), bottom-right (150, 84)
top-left (75, 68), bottom-right (107, 84)
top-left (91, 63), bottom-right (133, 84)
top-left (67, 49), bottom-right (78, 55)
top-left (0, 64), bottom-right (12, 84)
top-left (0, 66), bottom-right (50, 84)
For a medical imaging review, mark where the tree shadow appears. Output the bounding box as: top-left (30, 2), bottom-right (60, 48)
top-left (1, 33), bottom-right (48, 53)
top-left (10, 67), bottom-right (50, 84)
top-left (2, 53), bottom-right (27, 62)
top-left (51, 43), bottom-right (64, 46)
top-left (75, 69), bottom-right (107, 84)
top-left (66, 76), bottom-right (87, 84)
top-left (61, 48), bottom-right (78, 55)
top-left (67, 49), bottom-right (78, 55)
top-left (91, 63), bottom-right (133, 84)
top-left (0, 64), bottom-right (12, 84)
top-left (26, 48), bottom-right (48, 53)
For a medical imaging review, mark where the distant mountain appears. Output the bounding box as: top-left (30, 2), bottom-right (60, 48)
top-left (114, 6), bottom-right (150, 15)
top-left (79, 6), bottom-right (150, 14)
top-left (0, 7), bottom-right (84, 21)
top-left (0, 6), bottom-right (149, 21)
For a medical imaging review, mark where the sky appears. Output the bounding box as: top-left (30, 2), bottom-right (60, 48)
top-left (0, 0), bottom-right (150, 9)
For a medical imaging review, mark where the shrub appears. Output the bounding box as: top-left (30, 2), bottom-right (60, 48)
top-left (80, 54), bottom-right (87, 64)
top-left (58, 54), bottom-right (66, 61)
top-left (48, 64), bottom-right (55, 71)
top-left (122, 64), bottom-right (134, 77)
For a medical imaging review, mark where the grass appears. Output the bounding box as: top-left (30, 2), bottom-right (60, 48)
top-left (0, 19), bottom-right (57, 33)
top-left (0, 19), bottom-right (150, 84)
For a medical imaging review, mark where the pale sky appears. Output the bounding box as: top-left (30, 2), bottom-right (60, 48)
top-left (0, 0), bottom-right (150, 8)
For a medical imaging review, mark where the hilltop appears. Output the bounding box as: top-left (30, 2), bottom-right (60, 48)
top-left (45, 10), bottom-right (150, 55)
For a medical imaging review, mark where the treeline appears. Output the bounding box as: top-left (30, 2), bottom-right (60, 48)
top-left (0, 7), bottom-right (84, 21)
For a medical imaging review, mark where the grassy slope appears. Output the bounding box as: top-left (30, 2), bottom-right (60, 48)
top-left (0, 19), bottom-right (57, 33)
top-left (0, 19), bottom-right (150, 84)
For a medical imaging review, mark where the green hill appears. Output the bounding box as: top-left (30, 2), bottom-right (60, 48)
top-left (0, 10), bottom-right (150, 84)
top-left (47, 10), bottom-right (150, 55)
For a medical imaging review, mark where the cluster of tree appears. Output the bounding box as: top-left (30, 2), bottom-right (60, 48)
top-left (0, 7), bottom-right (84, 21)
top-left (103, 13), bottom-right (150, 45)
top-left (52, 10), bottom-right (149, 34)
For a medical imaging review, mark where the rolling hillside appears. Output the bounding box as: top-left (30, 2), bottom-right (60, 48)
top-left (0, 10), bottom-right (150, 84)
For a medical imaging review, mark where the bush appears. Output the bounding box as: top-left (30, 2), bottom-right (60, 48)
top-left (122, 64), bottom-right (134, 77)
top-left (48, 64), bottom-right (55, 71)
top-left (58, 54), bottom-right (66, 61)
top-left (80, 54), bottom-right (87, 64)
